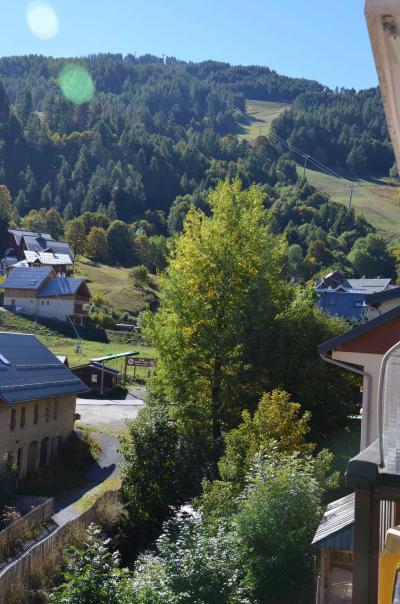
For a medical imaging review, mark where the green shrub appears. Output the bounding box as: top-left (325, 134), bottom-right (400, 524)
top-left (130, 265), bottom-right (150, 286)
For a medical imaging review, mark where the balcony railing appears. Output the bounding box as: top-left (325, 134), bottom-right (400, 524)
top-left (73, 306), bottom-right (89, 316)
top-left (377, 340), bottom-right (400, 472)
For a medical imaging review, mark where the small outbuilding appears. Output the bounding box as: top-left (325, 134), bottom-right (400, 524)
top-left (312, 493), bottom-right (354, 603)
top-left (71, 362), bottom-right (120, 394)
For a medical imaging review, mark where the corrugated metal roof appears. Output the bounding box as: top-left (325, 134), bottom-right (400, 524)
top-left (365, 286), bottom-right (400, 304)
top-left (37, 277), bottom-right (84, 297)
top-left (2, 267), bottom-right (53, 290)
top-left (22, 235), bottom-right (74, 261)
top-left (91, 351), bottom-right (137, 362)
top-left (24, 251), bottom-right (73, 266)
top-left (0, 333), bottom-right (89, 405)
top-left (312, 493), bottom-right (354, 549)
top-left (46, 241), bottom-right (74, 259)
top-left (8, 230), bottom-right (52, 245)
top-left (347, 278), bottom-right (392, 292)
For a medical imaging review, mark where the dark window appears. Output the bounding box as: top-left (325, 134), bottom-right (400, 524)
top-left (45, 406), bottom-right (50, 423)
top-left (53, 400), bottom-right (58, 421)
top-left (34, 404), bottom-right (39, 425)
top-left (20, 407), bottom-right (26, 428)
top-left (10, 409), bottom-right (16, 431)
top-left (17, 448), bottom-right (23, 474)
top-left (6, 451), bottom-right (13, 470)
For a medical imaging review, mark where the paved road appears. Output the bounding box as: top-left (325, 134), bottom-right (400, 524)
top-left (53, 431), bottom-right (121, 525)
top-left (54, 390), bottom-right (147, 524)
top-left (76, 398), bottom-right (145, 426)
top-left (76, 386), bottom-right (146, 428)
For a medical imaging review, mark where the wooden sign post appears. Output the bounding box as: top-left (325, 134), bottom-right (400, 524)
top-left (125, 357), bottom-right (155, 381)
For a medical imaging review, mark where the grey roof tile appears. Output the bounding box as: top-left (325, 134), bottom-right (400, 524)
top-left (37, 277), bottom-right (84, 297)
top-left (2, 267), bottom-right (53, 290)
top-left (312, 493), bottom-right (354, 548)
top-left (0, 333), bottom-right (89, 405)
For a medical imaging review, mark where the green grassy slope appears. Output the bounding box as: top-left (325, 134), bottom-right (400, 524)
top-left (0, 310), bottom-right (155, 370)
top-left (240, 99), bottom-right (400, 238)
top-left (302, 166), bottom-right (400, 239)
top-left (237, 100), bottom-right (291, 140)
top-left (74, 257), bottom-right (158, 315)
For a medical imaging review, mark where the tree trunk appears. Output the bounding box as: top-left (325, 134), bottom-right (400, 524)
top-left (210, 357), bottom-right (222, 479)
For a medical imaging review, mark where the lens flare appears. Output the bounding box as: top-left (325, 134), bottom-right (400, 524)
top-left (26, 2), bottom-right (59, 40)
top-left (59, 64), bottom-right (95, 105)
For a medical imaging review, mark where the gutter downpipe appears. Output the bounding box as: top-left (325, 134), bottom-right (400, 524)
top-left (320, 353), bottom-right (372, 449)
top-left (376, 339), bottom-right (400, 468)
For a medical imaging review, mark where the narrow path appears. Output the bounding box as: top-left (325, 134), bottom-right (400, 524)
top-left (52, 432), bottom-right (121, 526)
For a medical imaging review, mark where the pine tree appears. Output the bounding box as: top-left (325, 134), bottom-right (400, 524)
top-left (15, 190), bottom-right (30, 216)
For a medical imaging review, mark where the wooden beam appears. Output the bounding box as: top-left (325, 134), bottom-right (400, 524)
top-left (319, 548), bottom-right (326, 604)
top-left (352, 489), bottom-right (380, 604)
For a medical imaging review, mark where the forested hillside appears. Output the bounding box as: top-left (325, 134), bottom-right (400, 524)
top-left (271, 88), bottom-right (393, 175)
top-left (0, 54), bottom-right (322, 222)
top-left (0, 53), bottom-right (396, 281)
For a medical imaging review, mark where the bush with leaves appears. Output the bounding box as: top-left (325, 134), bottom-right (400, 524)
top-left (236, 450), bottom-right (333, 603)
top-left (126, 447), bottom-right (334, 604)
top-left (121, 404), bottom-right (201, 556)
top-left (130, 264), bottom-right (150, 287)
top-left (50, 525), bottom-right (132, 604)
top-left (129, 510), bottom-right (252, 604)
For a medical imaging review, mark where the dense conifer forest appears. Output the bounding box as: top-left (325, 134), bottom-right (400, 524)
top-left (0, 54), bottom-right (391, 218)
top-left (0, 53), bottom-right (396, 279)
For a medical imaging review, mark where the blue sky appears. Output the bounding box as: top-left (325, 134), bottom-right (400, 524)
top-left (1, 0), bottom-right (377, 90)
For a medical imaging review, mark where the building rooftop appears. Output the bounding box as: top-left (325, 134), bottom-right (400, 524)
top-left (318, 304), bottom-right (400, 354)
top-left (37, 277), bottom-right (86, 298)
top-left (24, 250), bottom-right (73, 267)
top-left (0, 333), bottom-right (88, 405)
top-left (8, 229), bottom-right (74, 261)
top-left (73, 362), bottom-right (120, 375)
top-left (312, 493), bottom-right (354, 550)
top-left (2, 267), bottom-right (53, 290)
top-left (2, 268), bottom-right (89, 298)
top-left (8, 229), bottom-right (52, 245)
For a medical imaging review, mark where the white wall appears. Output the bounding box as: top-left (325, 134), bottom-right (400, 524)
top-left (36, 298), bottom-right (75, 322)
top-left (4, 295), bottom-right (75, 322)
top-left (332, 350), bottom-right (383, 450)
top-left (366, 298), bottom-right (400, 320)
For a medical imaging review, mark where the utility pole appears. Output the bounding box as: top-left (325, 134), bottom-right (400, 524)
top-left (303, 154), bottom-right (310, 177)
top-left (348, 183), bottom-right (354, 210)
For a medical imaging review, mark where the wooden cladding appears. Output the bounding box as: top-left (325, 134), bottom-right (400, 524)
top-left (338, 317), bottom-right (400, 354)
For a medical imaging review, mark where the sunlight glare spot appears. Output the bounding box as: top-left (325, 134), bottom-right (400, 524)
top-left (26, 2), bottom-right (59, 40)
top-left (59, 64), bottom-right (95, 105)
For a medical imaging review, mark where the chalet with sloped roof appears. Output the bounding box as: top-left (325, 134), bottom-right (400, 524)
top-left (2, 229), bottom-right (74, 276)
top-left (2, 267), bottom-right (91, 324)
top-left (315, 270), bottom-right (398, 320)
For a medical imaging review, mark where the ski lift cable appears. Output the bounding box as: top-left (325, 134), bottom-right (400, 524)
top-left (269, 132), bottom-right (358, 186)
top-left (269, 131), bottom-right (355, 184)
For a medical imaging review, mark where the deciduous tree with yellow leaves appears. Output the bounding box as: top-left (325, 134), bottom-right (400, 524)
top-left (144, 178), bottom-right (288, 473)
